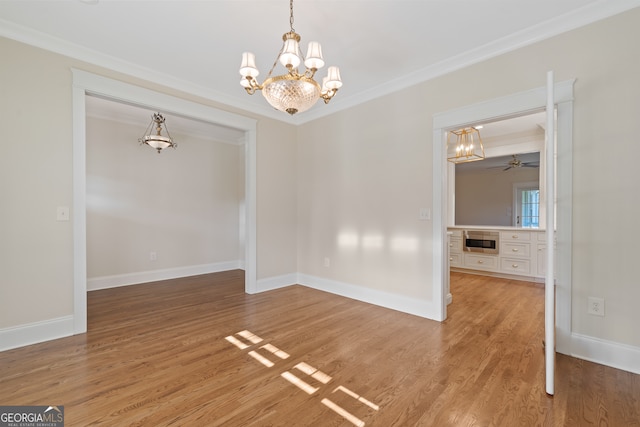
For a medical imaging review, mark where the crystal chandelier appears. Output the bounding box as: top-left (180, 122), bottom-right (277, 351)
top-left (239, 0), bottom-right (342, 115)
top-left (447, 127), bottom-right (485, 163)
top-left (139, 113), bottom-right (176, 154)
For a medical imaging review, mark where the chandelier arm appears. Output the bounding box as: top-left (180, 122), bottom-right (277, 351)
top-left (266, 44), bottom-right (286, 78)
top-left (320, 88), bottom-right (338, 103)
top-left (243, 76), bottom-right (262, 94)
top-left (303, 68), bottom-right (317, 79)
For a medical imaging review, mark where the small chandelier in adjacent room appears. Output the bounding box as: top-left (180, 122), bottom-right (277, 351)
top-left (447, 127), bottom-right (485, 163)
top-left (139, 113), bottom-right (176, 154)
top-left (238, 0), bottom-right (342, 115)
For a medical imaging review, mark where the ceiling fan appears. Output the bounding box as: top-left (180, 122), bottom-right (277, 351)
top-left (489, 154), bottom-right (540, 172)
top-left (500, 154), bottom-right (539, 171)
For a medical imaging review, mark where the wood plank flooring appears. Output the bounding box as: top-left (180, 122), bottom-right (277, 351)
top-left (1, 270), bottom-right (638, 426)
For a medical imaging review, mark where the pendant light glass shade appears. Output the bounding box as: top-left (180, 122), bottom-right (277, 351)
top-left (262, 74), bottom-right (321, 115)
top-left (138, 113), bottom-right (176, 154)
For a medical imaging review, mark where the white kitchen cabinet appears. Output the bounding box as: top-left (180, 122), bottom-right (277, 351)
top-left (500, 257), bottom-right (531, 274)
top-left (463, 253), bottom-right (499, 271)
top-left (448, 229), bottom-right (463, 268)
top-left (499, 231), bottom-right (532, 275)
top-left (448, 227), bottom-right (547, 282)
top-left (536, 231), bottom-right (556, 277)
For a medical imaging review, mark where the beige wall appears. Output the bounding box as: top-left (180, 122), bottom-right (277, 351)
top-left (298, 8), bottom-right (640, 348)
top-left (86, 115), bottom-right (243, 278)
top-left (0, 37), bottom-right (298, 330)
top-left (256, 119), bottom-right (298, 279)
top-left (2, 7), bottom-right (640, 357)
top-left (1, 40), bottom-right (75, 327)
top-left (455, 167), bottom-right (539, 226)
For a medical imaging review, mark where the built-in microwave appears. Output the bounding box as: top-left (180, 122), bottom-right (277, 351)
top-left (463, 230), bottom-right (499, 254)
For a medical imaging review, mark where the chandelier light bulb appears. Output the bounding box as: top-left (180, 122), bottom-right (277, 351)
top-left (324, 66), bottom-right (343, 89)
top-left (239, 52), bottom-right (259, 78)
top-left (304, 41), bottom-right (324, 69)
top-left (280, 37), bottom-right (301, 68)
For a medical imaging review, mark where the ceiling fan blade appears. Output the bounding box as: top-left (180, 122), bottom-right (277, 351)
top-left (503, 166), bottom-right (512, 171)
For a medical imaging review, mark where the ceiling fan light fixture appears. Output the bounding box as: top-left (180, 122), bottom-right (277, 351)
top-left (447, 127), bottom-right (485, 163)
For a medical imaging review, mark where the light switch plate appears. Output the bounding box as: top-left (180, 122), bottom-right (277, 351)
top-left (419, 208), bottom-right (431, 220)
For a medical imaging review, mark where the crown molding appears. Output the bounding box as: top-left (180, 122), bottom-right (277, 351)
top-left (2, 0), bottom-right (639, 125)
top-left (295, 0), bottom-right (640, 124)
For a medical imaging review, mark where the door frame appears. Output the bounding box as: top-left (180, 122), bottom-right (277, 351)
top-left (431, 79), bottom-right (574, 355)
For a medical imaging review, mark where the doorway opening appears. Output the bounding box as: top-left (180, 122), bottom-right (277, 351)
top-left (72, 69), bottom-right (257, 334)
top-left (432, 79), bottom-right (574, 356)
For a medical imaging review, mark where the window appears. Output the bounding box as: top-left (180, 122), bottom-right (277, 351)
top-left (514, 182), bottom-right (539, 228)
top-left (520, 189), bottom-right (540, 227)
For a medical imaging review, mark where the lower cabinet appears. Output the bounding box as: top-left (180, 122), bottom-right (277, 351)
top-left (449, 228), bottom-right (547, 281)
top-left (464, 253), bottom-right (498, 271)
top-left (500, 257), bottom-right (531, 275)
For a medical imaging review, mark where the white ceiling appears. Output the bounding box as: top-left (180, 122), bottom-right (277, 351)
top-left (85, 95), bottom-right (247, 145)
top-left (2, 0), bottom-right (639, 125)
top-left (455, 151), bottom-right (541, 173)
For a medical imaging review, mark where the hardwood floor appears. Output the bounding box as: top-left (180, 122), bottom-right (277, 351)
top-left (1, 270), bottom-right (638, 426)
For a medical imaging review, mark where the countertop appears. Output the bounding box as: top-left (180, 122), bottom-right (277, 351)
top-left (448, 225), bottom-right (545, 231)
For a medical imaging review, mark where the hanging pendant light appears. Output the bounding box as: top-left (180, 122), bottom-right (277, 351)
top-left (238, 0), bottom-right (342, 115)
top-left (447, 127), bottom-right (485, 163)
top-left (139, 113), bottom-right (176, 154)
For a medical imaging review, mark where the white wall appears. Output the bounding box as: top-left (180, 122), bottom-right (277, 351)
top-left (86, 115), bottom-right (242, 285)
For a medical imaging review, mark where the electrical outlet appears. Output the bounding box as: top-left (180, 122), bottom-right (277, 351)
top-left (587, 297), bottom-right (605, 316)
top-left (323, 257), bottom-right (330, 268)
top-left (150, 251), bottom-right (157, 261)
top-left (57, 206), bottom-right (70, 221)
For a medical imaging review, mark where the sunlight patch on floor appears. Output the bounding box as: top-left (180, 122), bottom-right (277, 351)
top-left (224, 329), bottom-right (380, 426)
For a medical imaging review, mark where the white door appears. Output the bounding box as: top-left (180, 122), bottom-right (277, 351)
top-left (544, 71), bottom-right (556, 395)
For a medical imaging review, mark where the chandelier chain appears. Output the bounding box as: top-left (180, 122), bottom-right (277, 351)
top-left (289, 0), bottom-right (295, 32)
top-left (266, 45), bottom-right (285, 79)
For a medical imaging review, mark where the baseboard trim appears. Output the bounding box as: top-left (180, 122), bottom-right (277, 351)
top-left (571, 332), bottom-right (640, 375)
top-left (256, 273), bottom-right (297, 292)
top-left (0, 315), bottom-right (75, 352)
top-left (297, 273), bottom-right (436, 319)
top-left (5, 271), bottom-right (638, 376)
top-left (87, 261), bottom-right (242, 291)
